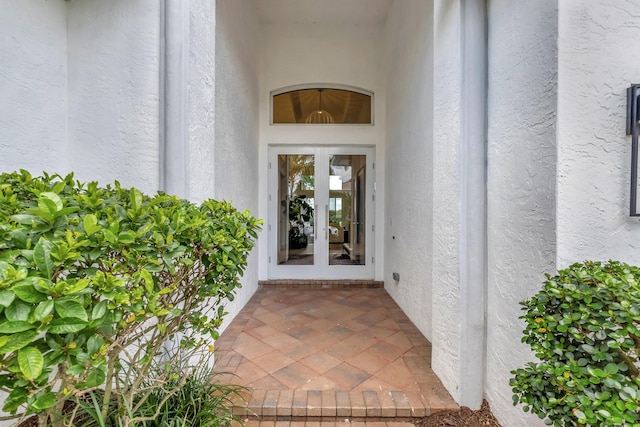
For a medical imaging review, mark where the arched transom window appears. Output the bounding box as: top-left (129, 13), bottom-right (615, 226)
top-left (272, 87), bottom-right (373, 124)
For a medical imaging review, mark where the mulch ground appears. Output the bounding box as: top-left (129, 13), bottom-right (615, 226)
top-left (415, 400), bottom-right (502, 427)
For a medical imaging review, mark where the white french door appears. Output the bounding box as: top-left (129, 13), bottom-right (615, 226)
top-left (268, 146), bottom-right (375, 279)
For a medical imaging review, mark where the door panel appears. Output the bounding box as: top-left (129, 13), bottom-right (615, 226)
top-left (327, 154), bottom-right (366, 266)
top-left (269, 146), bottom-right (374, 279)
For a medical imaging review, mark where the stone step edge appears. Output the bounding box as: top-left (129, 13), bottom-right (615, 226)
top-left (229, 389), bottom-right (458, 420)
top-left (258, 280), bottom-right (384, 289)
top-left (237, 416), bottom-right (418, 422)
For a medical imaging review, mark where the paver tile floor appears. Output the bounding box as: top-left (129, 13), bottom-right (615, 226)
top-left (215, 288), bottom-right (457, 421)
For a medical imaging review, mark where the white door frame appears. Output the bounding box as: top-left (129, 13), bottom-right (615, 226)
top-left (268, 145), bottom-right (375, 280)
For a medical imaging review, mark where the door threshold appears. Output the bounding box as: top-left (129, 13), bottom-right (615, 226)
top-left (259, 279), bottom-right (383, 289)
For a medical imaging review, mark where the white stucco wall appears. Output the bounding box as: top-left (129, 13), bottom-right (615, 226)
top-left (0, 0), bottom-right (68, 176)
top-left (214, 0), bottom-right (262, 327)
top-left (187, 0), bottom-right (218, 203)
top-left (486, 1), bottom-right (558, 426)
top-left (429, 0), bottom-right (488, 409)
top-left (383, 0), bottom-right (434, 341)
top-left (430, 0), bottom-right (463, 403)
top-left (257, 20), bottom-right (387, 280)
top-left (67, 0), bottom-right (160, 194)
top-left (557, 0), bottom-right (640, 266)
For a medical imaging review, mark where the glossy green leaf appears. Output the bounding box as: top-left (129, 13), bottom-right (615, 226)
top-left (31, 392), bottom-right (56, 411)
top-left (33, 237), bottom-right (54, 279)
top-left (0, 330), bottom-right (38, 354)
top-left (39, 192), bottom-right (63, 213)
top-left (62, 278), bottom-right (90, 295)
top-left (82, 367), bottom-right (106, 389)
top-left (31, 300), bottom-right (54, 322)
top-left (0, 290), bottom-right (15, 307)
top-left (91, 300), bottom-right (108, 321)
top-left (47, 318), bottom-right (88, 334)
top-left (54, 299), bottom-right (88, 321)
top-left (0, 321), bottom-right (35, 334)
top-left (3, 387), bottom-right (29, 414)
top-left (83, 214), bottom-right (100, 236)
top-left (18, 347), bottom-right (43, 380)
top-left (12, 281), bottom-right (46, 303)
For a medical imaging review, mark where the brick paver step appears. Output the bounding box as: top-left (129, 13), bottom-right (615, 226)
top-left (230, 388), bottom-right (455, 421)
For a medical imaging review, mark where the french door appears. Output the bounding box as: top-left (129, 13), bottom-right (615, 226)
top-left (268, 146), bottom-right (375, 279)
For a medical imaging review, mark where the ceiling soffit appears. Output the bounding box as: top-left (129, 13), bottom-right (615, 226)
top-left (253, 0), bottom-right (393, 25)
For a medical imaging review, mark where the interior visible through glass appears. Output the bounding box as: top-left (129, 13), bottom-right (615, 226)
top-left (328, 155), bottom-right (366, 265)
top-left (273, 88), bottom-right (372, 124)
top-left (277, 154), bottom-right (315, 266)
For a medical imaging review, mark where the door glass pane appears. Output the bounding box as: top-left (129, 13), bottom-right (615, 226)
top-left (328, 155), bottom-right (366, 265)
top-left (278, 154), bottom-right (315, 265)
top-left (273, 88), bottom-right (372, 124)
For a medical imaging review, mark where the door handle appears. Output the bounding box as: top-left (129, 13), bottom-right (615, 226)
top-left (325, 204), bottom-right (329, 240)
top-left (314, 207), bottom-right (318, 240)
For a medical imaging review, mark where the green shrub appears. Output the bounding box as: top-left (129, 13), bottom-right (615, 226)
top-left (0, 170), bottom-right (261, 426)
top-left (511, 261), bottom-right (640, 426)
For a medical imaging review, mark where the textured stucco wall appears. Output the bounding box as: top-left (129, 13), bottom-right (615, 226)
top-left (67, 0), bottom-right (160, 193)
top-left (214, 0), bottom-right (261, 327)
top-left (257, 20), bottom-right (386, 280)
top-left (383, 0), bottom-right (434, 341)
top-left (187, 0), bottom-right (217, 203)
top-left (486, 1), bottom-right (557, 426)
top-left (430, 0), bottom-right (463, 402)
top-left (0, 0), bottom-right (68, 175)
top-left (557, 1), bottom-right (640, 266)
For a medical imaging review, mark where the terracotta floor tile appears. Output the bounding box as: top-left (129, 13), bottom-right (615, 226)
top-left (300, 332), bottom-right (340, 348)
top-left (326, 324), bottom-right (356, 340)
top-left (292, 389), bottom-right (308, 417)
top-left (340, 333), bottom-right (379, 351)
top-left (244, 317), bottom-right (267, 331)
top-left (261, 332), bottom-right (301, 349)
top-left (234, 360), bottom-right (268, 385)
top-left (247, 324), bottom-right (280, 340)
top-left (354, 308), bottom-right (389, 325)
top-left (307, 390), bottom-right (322, 417)
top-left (321, 390), bottom-right (337, 417)
top-left (308, 317), bottom-right (340, 331)
top-left (252, 350), bottom-right (296, 373)
top-left (348, 351), bottom-right (389, 375)
top-left (375, 359), bottom-right (417, 390)
top-left (276, 389), bottom-right (294, 417)
top-left (233, 332), bottom-right (275, 359)
top-left (298, 376), bottom-right (339, 391)
top-left (349, 391), bottom-right (367, 417)
top-left (214, 288), bottom-right (458, 418)
top-left (324, 363), bottom-right (371, 390)
top-left (247, 374), bottom-right (289, 390)
top-left (352, 376), bottom-right (398, 392)
top-left (286, 325), bottom-right (317, 340)
top-left (281, 342), bottom-right (317, 361)
top-left (325, 339), bottom-right (369, 360)
top-left (272, 363), bottom-right (319, 389)
top-left (383, 331), bottom-right (414, 351)
top-left (335, 390), bottom-right (351, 417)
top-left (255, 311), bottom-right (285, 325)
top-left (376, 317), bottom-right (402, 332)
top-left (366, 341), bottom-right (406, 362)
top-left (299, 351), bottom-right (342, 374)
top-left (337, 318), bottom-right (370, 332)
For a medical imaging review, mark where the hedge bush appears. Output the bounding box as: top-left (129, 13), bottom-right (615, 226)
top-left (511, 261), bottom-right (640, 426)
top-left (0, 170), bottom-right (261, 426)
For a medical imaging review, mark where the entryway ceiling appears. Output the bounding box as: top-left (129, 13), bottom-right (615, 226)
top-left (253, 0), bottom-right (394, 24)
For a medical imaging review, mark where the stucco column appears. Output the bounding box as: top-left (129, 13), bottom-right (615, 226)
top-left (431, 0), bottom-right (487, 409)
top-left (160, 0), bottom-right (190, 199)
